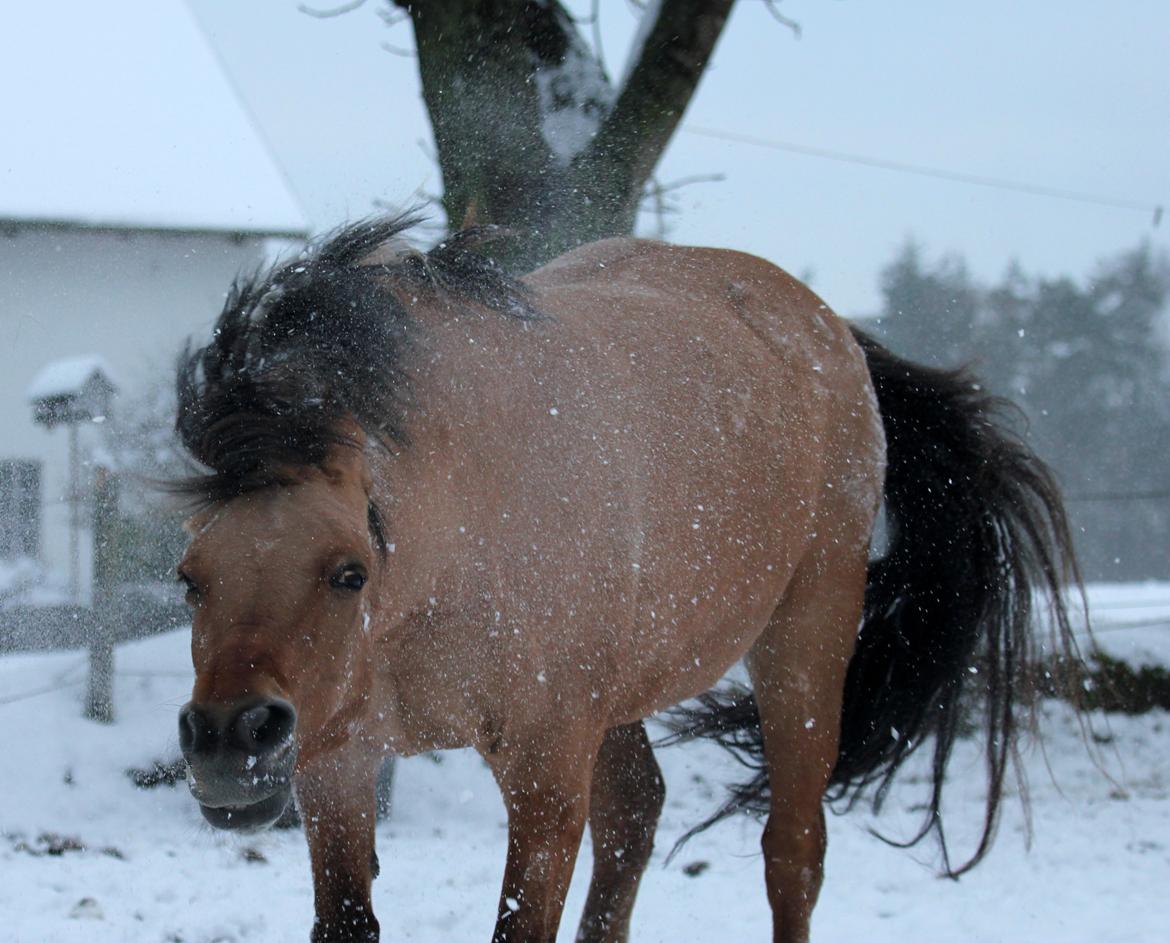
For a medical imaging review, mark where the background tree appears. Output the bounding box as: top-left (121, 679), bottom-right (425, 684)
top-left (1020, 248), bottom-right (1170, 577)
top-left (876, 243), bottom-right (1170, 580)
top-left (876, 241), bottom-right (978, 369)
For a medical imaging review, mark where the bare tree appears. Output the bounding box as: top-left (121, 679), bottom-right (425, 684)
top-left (385, 1), bottom-right (736, 269)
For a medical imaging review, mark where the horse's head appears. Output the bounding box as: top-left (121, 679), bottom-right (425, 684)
top-left (169, 214), bottom-right (538, 833)
top-left (176, 442), bottom-right (381, 830)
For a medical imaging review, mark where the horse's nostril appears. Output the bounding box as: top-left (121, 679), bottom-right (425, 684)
top-left (178, 703), bottom-right (212, 756)
top-left (236, 705), bottom-right (271, 743)
top-left (180, 699), bottom-right (296, 762)
top-left (232, 699), bottom-right (296, 752)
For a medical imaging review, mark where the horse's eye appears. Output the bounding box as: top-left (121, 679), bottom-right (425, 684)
top-left (330, 565), bottom-right (367, 592)
top-left (177, 570), bottom-right (201, 606)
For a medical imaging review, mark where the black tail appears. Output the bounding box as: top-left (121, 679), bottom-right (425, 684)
top-left (666, 327), bottom-right (1085, 876)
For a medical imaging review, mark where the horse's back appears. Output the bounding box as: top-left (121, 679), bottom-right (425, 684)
top-left (524, 237), bottom-right (877, 465)
top-left (528, 237), bottom-right (843, 346)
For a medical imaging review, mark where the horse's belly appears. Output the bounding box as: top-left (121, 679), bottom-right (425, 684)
top-left (597, 483), bottom-right (814, 723)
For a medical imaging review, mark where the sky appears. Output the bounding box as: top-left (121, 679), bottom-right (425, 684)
top-left (186, 0), bottom-right (1169, 317)
top-left (0, 0), bottom-right (305, 234)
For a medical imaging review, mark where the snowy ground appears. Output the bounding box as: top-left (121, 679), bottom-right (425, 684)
top-left (1079, 581), bottom-right (1170, 669)
top-left (1, 586), bottom-right (1168, 942)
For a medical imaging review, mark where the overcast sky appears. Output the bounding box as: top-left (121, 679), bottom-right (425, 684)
top-left (187, 0), bottom-right (1168, 317)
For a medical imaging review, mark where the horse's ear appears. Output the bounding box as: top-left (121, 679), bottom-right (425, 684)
top-left (322, 418), bottom-right (372, 494)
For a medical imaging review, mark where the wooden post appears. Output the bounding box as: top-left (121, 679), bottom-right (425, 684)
top-left (67, 422), bottom-right (81, 603)
top-left (84, 466), bottom-right (117, 724)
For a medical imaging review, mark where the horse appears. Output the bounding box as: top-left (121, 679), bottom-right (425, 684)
top-left (172, 215), bottom-right (1082, 943)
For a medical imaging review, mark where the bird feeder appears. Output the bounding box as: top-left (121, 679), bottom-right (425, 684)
top-left (26, 356), bottom-right (119, 604)
top-left (27, 356), bottom-right (118, 429)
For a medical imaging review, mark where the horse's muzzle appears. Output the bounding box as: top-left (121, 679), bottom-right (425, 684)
top-left (178, 697), bottom-right (297, 831)
top-left (195, 785), bottom-right (293, 831)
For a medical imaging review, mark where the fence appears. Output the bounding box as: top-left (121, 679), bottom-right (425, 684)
top-left (0, 467), bottom-right (187, 721)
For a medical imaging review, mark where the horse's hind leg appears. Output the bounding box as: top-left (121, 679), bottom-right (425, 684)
top-left (575, 722), bottom-right (665, 943)
top-left (746, 541), bottom-right (868, 943)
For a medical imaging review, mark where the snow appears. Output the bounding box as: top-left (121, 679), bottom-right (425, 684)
top-left (1081, 582), bottom-right (1170, 669)
top-left (532, 6), bottom-right (614, 164)
top-left (0, 0), bottom-right (307, 236)
top-left (1, 588), bottom-right (1168, 941)
top-left (25, 356), bottom-right (118, 403)
top-left (0, 557), bottom-right (37, 598)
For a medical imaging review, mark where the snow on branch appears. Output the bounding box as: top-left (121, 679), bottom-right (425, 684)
top-left (531, 2), bottom-right (615, 165)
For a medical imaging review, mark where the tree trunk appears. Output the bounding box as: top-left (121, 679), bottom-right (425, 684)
top-left (395, 0), bottom-right (734, 271)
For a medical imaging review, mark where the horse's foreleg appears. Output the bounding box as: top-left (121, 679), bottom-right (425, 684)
top-left (296, 749), bottom-right (382, 943)
top-left (746, 546), bottom-right (867, 943)
top-left (575, 722), bottom-right (664, 943)
top-left (486, 737), bottom-right (598, 943)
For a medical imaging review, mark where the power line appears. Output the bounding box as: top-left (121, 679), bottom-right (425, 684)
top-left (1090, 598), bottom-right (1170, 611)
top-left (1066, 491), bottom-right (1170, 503)
top-left (1089, 617), bottom-right (1170, 632)
top-left (684, 125), bottom-right (1164, 224)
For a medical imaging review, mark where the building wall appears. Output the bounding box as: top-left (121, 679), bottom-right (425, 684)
top-left (0, 226), bottom-right (283, 597)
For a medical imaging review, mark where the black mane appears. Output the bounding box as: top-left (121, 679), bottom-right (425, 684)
top-left (173, 213), bottom-right (538, 503)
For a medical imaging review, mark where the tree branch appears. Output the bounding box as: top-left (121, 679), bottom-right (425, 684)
top-left (298, 0), bottom-right (368, 19)
top-left (641, 172), bottom-right (725, 238)
top-left (387, 0), bottom-right (734, 265)
top-left (580, 0), bottom-right (734, 199)
top-left (762, 0), bottom-right (801, 38)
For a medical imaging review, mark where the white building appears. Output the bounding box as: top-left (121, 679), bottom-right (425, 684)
top-left (0, 0), bottom-right (309, 596)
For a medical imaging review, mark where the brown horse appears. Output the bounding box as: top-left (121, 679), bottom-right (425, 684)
top-left (173, 216), bottom-right (1081, 943)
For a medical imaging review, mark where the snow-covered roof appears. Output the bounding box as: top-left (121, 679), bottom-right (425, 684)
top-left (26, 356), bottom-right (118, 402)
top-left (0, 0), bottom-right (308, 236)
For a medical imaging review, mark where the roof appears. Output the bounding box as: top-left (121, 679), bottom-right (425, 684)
top-left (25, 356), bottom-right (119, 402)
top-left (0, 0), bottom-right (308, 237)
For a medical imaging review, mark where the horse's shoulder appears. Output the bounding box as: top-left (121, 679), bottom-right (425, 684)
top-left (524, 237), bottom-right (663, 288)
top-left (527, 238), bottom-right (804, 295)
top-left (522, 239), bottom-right (858, 366)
